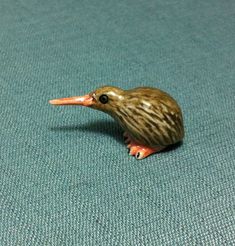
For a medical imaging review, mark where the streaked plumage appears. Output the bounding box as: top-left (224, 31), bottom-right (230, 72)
top-left (49, 86), bottom-right (184, 159)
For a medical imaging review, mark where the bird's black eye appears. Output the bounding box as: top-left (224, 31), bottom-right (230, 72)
top-left (99, 94), bottom-right (109, 104)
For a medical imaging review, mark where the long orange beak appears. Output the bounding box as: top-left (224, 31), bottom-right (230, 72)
top-left (49, 94), bottom-right (94, 106)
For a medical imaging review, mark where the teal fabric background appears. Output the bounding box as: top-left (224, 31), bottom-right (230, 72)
top-left (0, 0), bottom-right (235, 245)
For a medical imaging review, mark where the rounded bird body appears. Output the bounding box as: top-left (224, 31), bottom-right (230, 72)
top-left (50, 86), bottom-right (184, 159)
top-left (111, 87), bottom-right (184, 148)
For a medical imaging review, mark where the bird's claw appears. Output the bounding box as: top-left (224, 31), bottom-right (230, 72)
top-left (124, 131), bottom-right (164, 160)
top-left (124, 132), bottom-right (145, 159)
top-left (130, 145), bottom-right (163, 160)
top-left (128, 146), bottom-right (143, 159)
top-left (128, 145), bottom-right (146, 160)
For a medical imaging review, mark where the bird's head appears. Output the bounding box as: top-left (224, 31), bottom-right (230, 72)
top-left (49, 86), bottom-right (125, 116)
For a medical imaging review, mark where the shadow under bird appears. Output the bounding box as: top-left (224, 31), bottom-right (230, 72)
top-left (49, 86), bottom-right (184, 159)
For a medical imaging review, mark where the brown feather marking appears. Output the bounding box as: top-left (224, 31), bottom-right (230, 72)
top-left (129, 106), bottom-right (169, 146)
top-left (116, 108), bottom-right (152, 145)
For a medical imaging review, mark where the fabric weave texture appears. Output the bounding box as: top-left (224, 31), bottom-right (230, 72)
top-left (0, 0), bottom-right (235, 245)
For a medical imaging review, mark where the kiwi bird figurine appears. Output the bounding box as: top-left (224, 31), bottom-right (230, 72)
top-left (49, 86), bottom-right (184, 159)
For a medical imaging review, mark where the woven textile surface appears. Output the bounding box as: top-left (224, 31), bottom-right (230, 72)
top-left (0, 0), bottom-right (235, 245)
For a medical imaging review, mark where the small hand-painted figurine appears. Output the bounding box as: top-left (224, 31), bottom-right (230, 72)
top-left (49, 86), bottom-right (184, 159)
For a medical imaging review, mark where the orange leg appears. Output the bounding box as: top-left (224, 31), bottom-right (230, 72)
top-left (123, 132), bottom-right (165, 160)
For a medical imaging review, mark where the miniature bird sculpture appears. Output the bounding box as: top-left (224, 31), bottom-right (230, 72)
top-left (49, 86), bottom-right (184, 159)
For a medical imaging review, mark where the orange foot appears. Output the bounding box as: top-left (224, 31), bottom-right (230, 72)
top-left (123, 132), bottom-right (165, 160)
